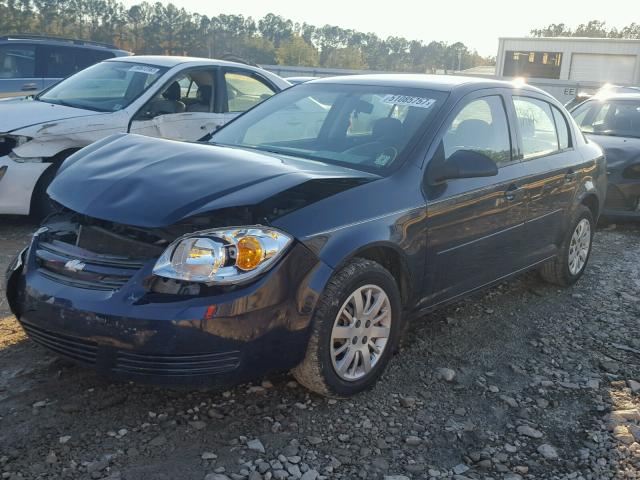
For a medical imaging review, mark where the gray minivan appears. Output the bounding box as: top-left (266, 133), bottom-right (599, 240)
top-left (0, 35), bottom-right (130, 98)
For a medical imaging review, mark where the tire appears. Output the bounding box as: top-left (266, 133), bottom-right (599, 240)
top-left (292, 258), bottom-right (403, 397)
top-left (30, 164), bottom-right (57, 221)
top-left (540, 205), bottom-right (594, 287)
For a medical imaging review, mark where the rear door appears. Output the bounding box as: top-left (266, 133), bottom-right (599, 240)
top-left (424, 90), bottom-right (529, 306)
top-left (510, 95), bottom-right (582, 263)
top-left (0, 43), bottom-right (42, 97)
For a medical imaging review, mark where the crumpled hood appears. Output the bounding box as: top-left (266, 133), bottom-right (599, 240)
top-left (49, 134), bottom-right (378, 228)
top-left (586, 134), bottom-right (640, 172)
top-left (0, 98), bottom-right (102, 133)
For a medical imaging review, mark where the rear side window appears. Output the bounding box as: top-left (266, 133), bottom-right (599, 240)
top-left (443, 96), bottom-right (512, 166)
top-left (225, 72), bottom-right (276, 112)
top-left (552, 107), bottom-right (570, 150)
top-left (513, 96), bottom-right (559, 159)
top-left (0, 44), bottom-right (36, 78)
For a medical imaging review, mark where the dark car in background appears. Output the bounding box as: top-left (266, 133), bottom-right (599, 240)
top-left (0, 35), bottom-right (130, 98)
top-left (571, 93), bottom-right (640, 219)
top-left (6, 75), bottom-right (606, 397)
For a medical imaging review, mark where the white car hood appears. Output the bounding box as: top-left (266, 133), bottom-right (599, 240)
top-left (0, 98), bottom-right (102, 133)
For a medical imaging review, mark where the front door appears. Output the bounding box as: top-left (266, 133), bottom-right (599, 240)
top-left (130, 68), bottom-right (224, 141)
top-left (0, 43), bottom-right (42, 98)
top-left (423, 92), bottom-right (528, 307)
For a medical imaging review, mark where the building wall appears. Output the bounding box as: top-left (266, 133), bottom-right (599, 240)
top-left (497, 37), bottom-right (640, 85)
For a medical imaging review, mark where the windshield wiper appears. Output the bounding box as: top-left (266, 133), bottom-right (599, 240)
top-left (38, 98), bottom-right (106, 112)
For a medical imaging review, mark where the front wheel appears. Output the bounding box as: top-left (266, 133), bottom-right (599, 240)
top-left (292, 258), bottom-right (403, 397)
top-left (30, 164), bottom-right (57, 221)
top-left (540, 205), bottom-right (594, 287)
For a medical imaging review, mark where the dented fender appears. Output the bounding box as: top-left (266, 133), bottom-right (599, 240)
top-left (11, 111), bottom-right (129, 159)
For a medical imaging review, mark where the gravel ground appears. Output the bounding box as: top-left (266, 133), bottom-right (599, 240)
top-left (1, 217), bottom-right (639, 480)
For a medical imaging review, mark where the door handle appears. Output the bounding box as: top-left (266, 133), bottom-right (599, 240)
top-left (565, 170), bottom-right (577, 183)
top-left (504, 184), bottom-right (523, 202)
top-left (21, 83), bottom-right (38, 91)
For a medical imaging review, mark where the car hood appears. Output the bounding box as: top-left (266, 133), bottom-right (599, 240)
top-left (0, 98), bottom-right (101, 133)
top-left (586, 134), bottom-right (640, 171)
top-left (49, 134), bottom-right (379, 228)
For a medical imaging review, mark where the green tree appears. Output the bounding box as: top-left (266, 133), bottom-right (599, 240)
top-left (323, 46), bottom-right (367, 69)
top-left (276, 35), bottom-right (319, 67)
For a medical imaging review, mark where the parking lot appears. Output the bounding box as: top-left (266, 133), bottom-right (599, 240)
top-left (0, 217), bottom-right (638, 480)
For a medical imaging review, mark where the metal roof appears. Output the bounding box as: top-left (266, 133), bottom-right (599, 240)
top-left (106, 55), bottom-right (265, 69)
top-left (308, 73), bottom-right (540, 93)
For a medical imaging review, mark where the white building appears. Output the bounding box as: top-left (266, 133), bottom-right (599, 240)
top-left (496, 37), bottom-right (640, 102)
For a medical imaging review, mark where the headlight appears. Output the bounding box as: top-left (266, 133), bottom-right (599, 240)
top-left (152, 227), bottom-right (293, 284)
top-left (0, 135), bottom-right (32, 158)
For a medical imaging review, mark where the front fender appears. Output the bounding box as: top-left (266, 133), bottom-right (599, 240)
top-left (0, 155), bottom-right (52, 215)
top-left (299, 204), bottom-right (426, 303)
top-left (5, 247), bottom-right (27, 317)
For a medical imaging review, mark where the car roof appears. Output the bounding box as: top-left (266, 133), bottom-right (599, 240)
top-left (0, 35), bottom-right (127, 53)
top-left (307, 73), bottom-right (543, 94)
top-left (589, 92), bottom-right (640, 102)
top-left (107, 55), bottom-right (267, 69)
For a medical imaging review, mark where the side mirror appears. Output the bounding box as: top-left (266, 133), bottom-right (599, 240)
top-left (429, 149), bottom-right (498, 184)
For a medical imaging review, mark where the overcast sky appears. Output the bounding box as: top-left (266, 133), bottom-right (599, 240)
top-left (120, 0), bottom-right (635, 56)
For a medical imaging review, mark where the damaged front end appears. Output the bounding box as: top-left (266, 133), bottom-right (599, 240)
top-left (9, 210), bottom-right (329, 387)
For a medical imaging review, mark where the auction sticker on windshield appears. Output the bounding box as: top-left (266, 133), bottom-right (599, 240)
top-left (382, 95), bottom-right (436, 109)
top-left (129, 65), bottom-right (160, 75)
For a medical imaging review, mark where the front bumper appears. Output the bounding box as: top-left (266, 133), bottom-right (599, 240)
top-left (0, 154), bottom-right (51, 215)
top-left (6, 234), bottom-right (333, 387)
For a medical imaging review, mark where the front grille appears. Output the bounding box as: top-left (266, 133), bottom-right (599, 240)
top-left (21, 321), bottom-right (98, 364)
top-left (114, 350), bottom-right (241, 377)
top-left (35, 239), bottom-right (144, 291)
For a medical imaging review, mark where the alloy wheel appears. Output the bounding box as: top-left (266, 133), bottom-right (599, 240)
top-left (330, 284), bottom-right (392, 381)
top-left (568, 218), bottom-right (591, 275)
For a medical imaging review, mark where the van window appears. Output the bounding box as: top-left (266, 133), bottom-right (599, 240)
top-left (0, 45), bottom-right (36, 78)
top-left (44, 46), bottom-right (113, 78)
top-left (443, 96), bottom-right (512, 166)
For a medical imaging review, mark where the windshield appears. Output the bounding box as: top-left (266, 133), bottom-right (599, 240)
top-left (38, 61), bottom-right (168, 112)
top-left (571, 99), bottom-right (640, 139)
top-left (211, 83), bottom-right (447, 173)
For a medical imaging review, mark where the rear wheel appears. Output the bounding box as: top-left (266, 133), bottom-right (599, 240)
top-left (540, 205), bottom-right (594, 286)
top-left (292, 258), bottom-right (402, 397)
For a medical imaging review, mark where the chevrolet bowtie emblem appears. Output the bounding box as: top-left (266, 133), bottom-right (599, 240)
top-left (64, 259), bottom-right (86, 272)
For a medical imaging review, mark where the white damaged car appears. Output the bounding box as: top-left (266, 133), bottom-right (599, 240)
top-left (0, 56), bottom-right (289, 217)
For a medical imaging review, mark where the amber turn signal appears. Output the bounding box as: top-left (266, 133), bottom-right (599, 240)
top-left (236, 236), bottom-right (264, 271)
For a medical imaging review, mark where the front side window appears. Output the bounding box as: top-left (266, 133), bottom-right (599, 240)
top-left (443, 96), bottom-right (512, 166)
top-left (0, 44), bottom-right (36, 79)
top-left (571, 99), bottom-right (640, 138)
top-left (211, 83), bottom-right (447, 173)
top-left (136, 69), bottom-right (215, 119)
top-left (513, 96), bottom-right (559, 159)
top-left (225, 72), bottom-right (275, 112)
top-left (38, 61), bottom-right (167, 112)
